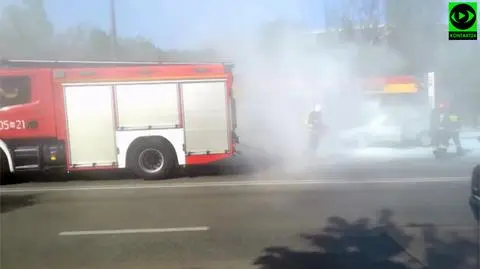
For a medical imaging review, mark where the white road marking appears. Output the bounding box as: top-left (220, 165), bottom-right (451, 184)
top-left (0, 176), bottom-right (469, 194)
top-left (59, 226), bottom-right (209, 236)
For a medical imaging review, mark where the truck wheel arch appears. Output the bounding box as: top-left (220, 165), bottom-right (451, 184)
top-left (125, 136), bottom-right (178, 168)
top-left (0, 139), bottom-right (14, 172)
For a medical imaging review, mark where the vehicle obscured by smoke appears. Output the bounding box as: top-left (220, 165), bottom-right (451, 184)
top-left (189, 6), bottom-right (406, 170)
top-left (215, 25), bottom-right (403, 168)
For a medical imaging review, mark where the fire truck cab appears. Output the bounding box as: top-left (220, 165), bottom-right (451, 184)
top-left (0, 60), bottom-right (238, 180)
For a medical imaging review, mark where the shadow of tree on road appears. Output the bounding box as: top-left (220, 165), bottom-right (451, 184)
top-left (408, 223), bottom-right (478, 269)
top-left (254, 209), bottom-right (478, 269)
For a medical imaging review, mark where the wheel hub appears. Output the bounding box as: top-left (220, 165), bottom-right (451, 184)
top-left (138, 148), bottom-right (165, 174)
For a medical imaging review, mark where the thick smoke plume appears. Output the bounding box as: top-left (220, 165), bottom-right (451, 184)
top-left (207, 18), bottom-right (404, 169)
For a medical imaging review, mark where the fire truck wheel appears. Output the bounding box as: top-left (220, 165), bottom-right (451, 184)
top-left (128, 140), bottom-right (176, 180)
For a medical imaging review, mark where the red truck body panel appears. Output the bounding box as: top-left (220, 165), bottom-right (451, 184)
top-left (0, 62), bottom-right (237, 174)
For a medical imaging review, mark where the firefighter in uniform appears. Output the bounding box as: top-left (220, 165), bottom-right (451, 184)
top-left (444, 107), bottom-right (463, 155)
top-left (431, 103), bottom-right (463, 155)
top-left (430, 103), bottom-right (447, 151)
top-left (305, 104), bottom-right (325, 157)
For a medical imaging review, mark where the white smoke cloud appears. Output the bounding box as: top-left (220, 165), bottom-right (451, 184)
top-left (210, 26), bottom-right (404, 164)
top-left (140, 0), bottom-right (407, 170)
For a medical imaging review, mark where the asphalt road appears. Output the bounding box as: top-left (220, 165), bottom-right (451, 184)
top-left (1, 148), bottom-right (479, 269)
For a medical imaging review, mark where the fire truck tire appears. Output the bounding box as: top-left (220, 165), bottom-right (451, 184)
top-left (128, 139), bottom-right (176, 180)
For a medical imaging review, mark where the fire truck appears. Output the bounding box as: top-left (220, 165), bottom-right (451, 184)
top-left (0, 59), bottom-right (238, 180)
top-left (341, 74), bottom-right (435, 147)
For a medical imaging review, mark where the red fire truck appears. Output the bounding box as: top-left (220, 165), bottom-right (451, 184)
top-left (0, 59), bottom-right (238, 180)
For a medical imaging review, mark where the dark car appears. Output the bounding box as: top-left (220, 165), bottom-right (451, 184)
top-left (469, 164), bottom-right (480, 221)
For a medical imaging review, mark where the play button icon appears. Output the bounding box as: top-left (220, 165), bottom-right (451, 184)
top-left (450, 3), bottom-right (477, 30)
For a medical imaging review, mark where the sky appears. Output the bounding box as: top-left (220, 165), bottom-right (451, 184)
top-left (44, 0), bottom-right (312, 48)
top-left (2, 0), bottom-right (332, 49)
top-left (1, 0), bottom-right (360, 49)
top-left (1, 0), bottom-right (452, 50)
